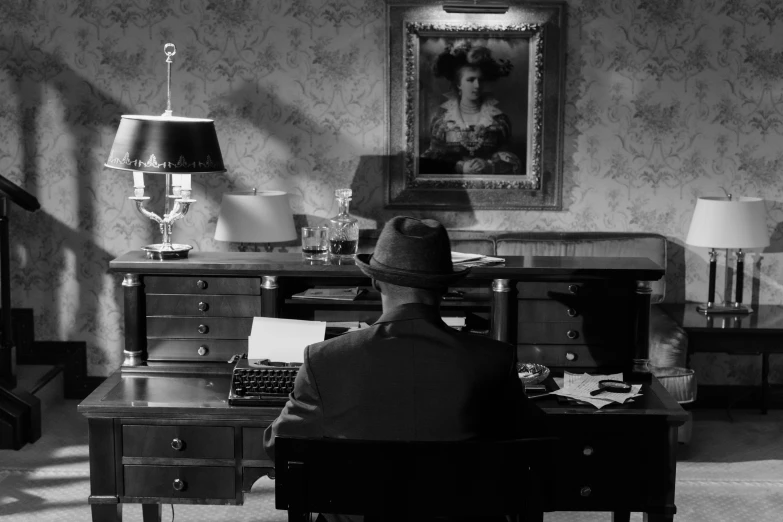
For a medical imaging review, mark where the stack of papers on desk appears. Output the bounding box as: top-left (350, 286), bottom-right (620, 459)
top-left (549, 372), bottom-right (643, 409)
top-left (451, 251), bottom-right (505, 267)
top-left (292, 287), bottom-right (365, 301)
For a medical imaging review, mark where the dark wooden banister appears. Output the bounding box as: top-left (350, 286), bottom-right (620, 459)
top-left (0, 175), bottom-right (40, 213)
top-left (0, 174), bottom-right (40, 389)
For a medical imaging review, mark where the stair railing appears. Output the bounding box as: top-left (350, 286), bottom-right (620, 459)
top-left (0, 175), bottom-right (40, 389)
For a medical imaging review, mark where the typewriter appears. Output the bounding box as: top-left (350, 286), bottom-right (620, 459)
top-left (228, 354), bottom-right (302, 406)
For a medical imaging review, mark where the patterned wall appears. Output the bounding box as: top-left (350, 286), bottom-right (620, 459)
top-left (1, 0), bottom-right (781, 383)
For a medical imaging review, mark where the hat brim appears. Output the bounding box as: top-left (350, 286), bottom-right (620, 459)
top-left (355, 254), bottom-right (470, 289)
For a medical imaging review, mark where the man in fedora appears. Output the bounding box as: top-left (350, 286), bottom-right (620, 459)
top-left (263, 216), bottom-right (543, 521)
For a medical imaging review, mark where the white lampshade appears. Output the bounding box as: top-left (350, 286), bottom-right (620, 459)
top-left (685, 196), bottom-right (769, 249)
top-left (214, 191), bottom-right (296, 244)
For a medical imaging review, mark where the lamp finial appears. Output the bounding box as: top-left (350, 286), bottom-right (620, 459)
top-left (163, 43), bottom-right (176, 118)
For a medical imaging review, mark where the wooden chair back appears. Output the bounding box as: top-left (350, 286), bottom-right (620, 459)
top-left (274, 436), bottom-right (557, 522)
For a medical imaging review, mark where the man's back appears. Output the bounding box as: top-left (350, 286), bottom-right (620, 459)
top-left (306, 303), bottom-right (525, 442)
top-left (263, 303), bottom-right (538, 458)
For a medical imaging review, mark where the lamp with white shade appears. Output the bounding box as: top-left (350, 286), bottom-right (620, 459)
top-left (214, 190), bottom-right (297, 252)
top-left (685, 195), bottom-right (769, 314)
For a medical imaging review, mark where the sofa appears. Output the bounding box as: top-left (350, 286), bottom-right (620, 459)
top-left (360, 229), bottom-right (696, 442)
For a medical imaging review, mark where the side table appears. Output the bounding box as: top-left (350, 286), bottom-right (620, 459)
top-left (661, 303), bottom-right (783, 414)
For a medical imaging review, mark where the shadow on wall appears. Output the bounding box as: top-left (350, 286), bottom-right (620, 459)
top-left (666, 239), bottom-right (687, 303)
top-left (7, 43), bottom-right (131, 371)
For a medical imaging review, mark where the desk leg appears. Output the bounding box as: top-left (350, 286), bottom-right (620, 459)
top-left (762, 352), bottom-right (770, 415)
top-left (91, 505), bottom-right (121, 522)
top-left (88, 418), bottom-right (121, 521)
top-left (643, 425), bottom-right (678, 522)
top-left (612, 512), bottom-right (630, 522)
top-left (142, 503), bottom-right (161, 522)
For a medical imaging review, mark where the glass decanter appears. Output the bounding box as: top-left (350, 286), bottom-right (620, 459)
top-left (328, 188), bottom-right (359, 261)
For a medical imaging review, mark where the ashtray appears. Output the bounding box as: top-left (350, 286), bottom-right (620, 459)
top-left (517, 363), bottom-right (550, 385)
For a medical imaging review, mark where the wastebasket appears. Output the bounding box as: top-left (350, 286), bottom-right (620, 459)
top-left (651, 366), bottom-right (697, 444)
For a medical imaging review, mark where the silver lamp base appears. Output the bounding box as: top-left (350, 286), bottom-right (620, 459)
top-left (696, 303), bottom-right (753, 315)
top-left (142, 243), bottom-right (193, 260)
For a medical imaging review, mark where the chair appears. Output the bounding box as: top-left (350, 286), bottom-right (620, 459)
top-left (274, 436), bottom-right (557, 522)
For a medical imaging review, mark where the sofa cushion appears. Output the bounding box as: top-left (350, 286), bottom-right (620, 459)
top-left (495, 232), bottom-right (667, 302)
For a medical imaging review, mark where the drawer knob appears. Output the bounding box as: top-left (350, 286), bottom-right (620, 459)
top-left (198, 324), bottom-right (209, 335)
top-left (173, 478), bottom-right (186, 491)
top-left (196, 279), bottom-right (208, 290)
top-left (566, 329), bottom-right (579, 340)
top-left (568, 284), bottom-right (579, 294)
top-left (198, 301), bottom-right (209, 312)
top-left (197, 345), bottom-right (209, 356)
top-left (171, 438), bottom-right (184, 451)
top-left (583, 445), bottom-right (594, 456)
top-left (566, 352), bottom-right (577, 361)
top-left (580, 486), bottom-right (591, 497)
top-left (567, 308), bottom-right (578, 317)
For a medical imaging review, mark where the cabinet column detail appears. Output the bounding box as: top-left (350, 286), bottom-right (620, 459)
top-left (632, 280), bottom-right (653, 376)
top-left (491, 279), bottom-right (511, 343)
top-left (122, 274), bottom-right (145, 367)
top-left (261, 276), bottom-right (279, 318)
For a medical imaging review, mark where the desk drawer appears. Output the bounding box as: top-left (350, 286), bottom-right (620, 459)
top-left (553, 437), bottom-right (646, 508)
top-left (123, 425), bottom-right (234, 459)
top-left (145, 276), bottom-right (260, 295)
top-left (517, 300), bottom-right (629, 324)
top-left (517, 323), bottom-right (621, 345)
top-left (516, 281), bottom-right (633, 299)
top-left (516, 345), bottom-right (624, 367)
top-left (147, 339), bottom-right (247, 362)
top-left (146, 295), bottom-right (262, 317)
top-left (124, 465), bottom-right (235, 500)
top-left (147, 317), bottom-right (252, 339)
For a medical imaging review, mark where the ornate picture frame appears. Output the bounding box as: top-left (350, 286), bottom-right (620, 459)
top-left (386, 1), bottom-right (566, 210)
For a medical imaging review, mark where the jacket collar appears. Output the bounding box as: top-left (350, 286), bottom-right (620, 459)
top-left (373, 303), bottom-right (443, 325)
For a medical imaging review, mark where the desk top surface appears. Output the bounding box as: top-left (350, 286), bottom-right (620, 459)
top-left (78, 370), bottom-right (686, 425)
top-left (111, 251), bottom-right (664, 280)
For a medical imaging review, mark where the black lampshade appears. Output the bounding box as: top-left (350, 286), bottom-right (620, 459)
top-left (104, 115), bottom-right (226, 174)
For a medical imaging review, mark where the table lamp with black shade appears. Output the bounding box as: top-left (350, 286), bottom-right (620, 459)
top-left (685, 195), bottom-right (769, 314)
top-left (214, 190), bottom-right (297, 252)
top-left (104, 43), bottom-right (226, 260)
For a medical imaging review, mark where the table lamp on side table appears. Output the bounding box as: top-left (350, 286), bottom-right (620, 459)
top-left (214, 190), bottom-right (297, 252)
top-left (104, 43), bottom-right (226, 260)
top-left (685, 195), bottom-right (769, 314)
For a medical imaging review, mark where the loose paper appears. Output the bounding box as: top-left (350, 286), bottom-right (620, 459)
top-left (451, 251), bottom-right (505, 267)
top-left (248, 317), bottom-right (326, 363)
top-left (550, 372), bottom-right (642, 409)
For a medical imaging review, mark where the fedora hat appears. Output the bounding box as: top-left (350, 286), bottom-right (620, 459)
top-left (355, 216), bottom-right (470, 289)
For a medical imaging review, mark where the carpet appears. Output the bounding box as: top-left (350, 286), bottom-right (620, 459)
top-left (1, 402), bottom-right (781, 521)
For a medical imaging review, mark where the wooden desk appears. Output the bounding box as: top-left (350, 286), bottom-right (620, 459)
top-left (661, 303), bottom-right (783, 414)
top-left (78, 252), bottom-right (686, 521)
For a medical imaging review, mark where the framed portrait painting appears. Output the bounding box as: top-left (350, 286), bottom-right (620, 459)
top-left (386, 0), bottom-right (566, 210)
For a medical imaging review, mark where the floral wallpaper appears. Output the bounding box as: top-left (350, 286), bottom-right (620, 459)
top-left (1, 0), bottom-right (781, 384)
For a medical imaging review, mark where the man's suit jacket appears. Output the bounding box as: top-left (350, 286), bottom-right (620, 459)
top-left (263, 302), bottom-right (544, 522)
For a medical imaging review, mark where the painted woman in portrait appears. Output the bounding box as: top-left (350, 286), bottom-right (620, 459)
top-left (420, 42), bottom-right (522, 175)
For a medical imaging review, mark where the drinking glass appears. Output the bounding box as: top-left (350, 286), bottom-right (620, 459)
top-left (301, 226), bottom-right (329, 261)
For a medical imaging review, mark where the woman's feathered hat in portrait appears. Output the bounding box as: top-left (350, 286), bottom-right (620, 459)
top-left (432, 41), bottom-right (514, 84)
